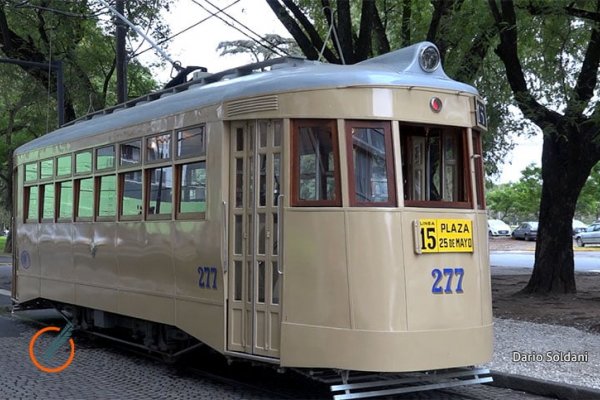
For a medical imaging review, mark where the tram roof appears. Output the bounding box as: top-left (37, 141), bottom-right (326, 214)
top-left (16, 41), bottom-right (479, 156)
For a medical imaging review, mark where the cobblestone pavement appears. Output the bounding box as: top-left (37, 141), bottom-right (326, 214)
top-left (0, 305), bottom-right (550, 400)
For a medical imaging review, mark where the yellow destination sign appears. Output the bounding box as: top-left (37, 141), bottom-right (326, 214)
top-left (417, 219), bottom-right (473, 253)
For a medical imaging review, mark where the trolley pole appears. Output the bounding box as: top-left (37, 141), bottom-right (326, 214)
top-left (115, 0), bottom-right (127, 104)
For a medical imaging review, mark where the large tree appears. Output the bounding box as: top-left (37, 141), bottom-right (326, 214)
top-left (0, 0), bottom-right (170, 252)
top-left (488, 0), bottom-right (600, 294)
top-left (267, 0), bottom-right (600, 294)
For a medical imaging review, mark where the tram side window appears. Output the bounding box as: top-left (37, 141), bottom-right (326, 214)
top-left (292, 119), bottom-right (341, 206)
top-left (41, 183), bottom-right (55, 221)
top-left (96, 145), bottom-right (115, 170)
top-left (25, 186), bottom-right (39, 222)
top-left (75, 151), bottom-right (93, 174)
top-left (401, 125), bottom-right (468, 206)
top-left (40, 159), bottom-right (54, 180)
top-left (25, 163), bottom-right (38, 182)
top-left (346, 121), bottom-right (396, 206)
top-left (57, 155), bottom-right (72, 177)
top-left (97, 175), bottom-right (117, 218)
top-left (76, 178), bottom-right (94, 219)
top-left (120, 140), bottom-right (141, 166)
top-left (147, 166), bottom-right (173, 217)
top-left (177, 126), bottom-right (206, 158)
top-left (120, 170), bottom-right (143, 217)
top-left (147, 134), bottom-right (171, 162)
top-left (58, 181), bottom-right (74, 220)
top-left (178, 162), bottom-right (206, 217)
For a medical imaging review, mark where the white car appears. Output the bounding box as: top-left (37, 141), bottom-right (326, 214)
top-left (575, 223), bottom-right (600, 247)
top-left (488, 219), bottom-right (512, 237)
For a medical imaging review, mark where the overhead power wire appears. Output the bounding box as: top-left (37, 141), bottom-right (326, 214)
top-left (132, 0), bottom-right (242, 58)
top-left (192, 0), bottom-right (290, 57)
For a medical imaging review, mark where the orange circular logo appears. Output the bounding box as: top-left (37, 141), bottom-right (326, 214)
top-left (28, 326), bottom-right (75, 373)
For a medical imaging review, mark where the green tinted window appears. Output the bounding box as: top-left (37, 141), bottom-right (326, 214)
top-left (59, 181), bottom-right (73, 219)
top-left (42, 184), bottom-right (55, 220)
top-left (121, 171), bottom-right (143, 216)
top-left (148, 166), bottom-right (173, 215)
top-left (98, 175), bottom-right (116, 217)
top-left (96, 146), bottom-right (115, 170)
top-left (40, 159), bottom-right (54, 180)
top-left (26, 186), bottom-right (39, 221)
top-left (77, 178), bottom-right (94, 218)
top-left (75, 151), bottom-right (92, 174)
top-left (25, 163), bottom-right (38, 182)
top-left (57, 155), bottom-right (72, 176)
top-left (179, 162), bottom-right (206, 214)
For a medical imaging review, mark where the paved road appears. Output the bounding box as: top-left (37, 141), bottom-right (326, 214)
top-left (490, 251), bottom-right (600, 272)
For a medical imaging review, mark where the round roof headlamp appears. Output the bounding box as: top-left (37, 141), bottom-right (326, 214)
top-left (419, 45), bottom-right (441, 72)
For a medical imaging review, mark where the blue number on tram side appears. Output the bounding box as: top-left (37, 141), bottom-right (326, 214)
top-left (431, 267), bottom-right (464, 294)
top-left (198, 266), bottom-right (218, 289)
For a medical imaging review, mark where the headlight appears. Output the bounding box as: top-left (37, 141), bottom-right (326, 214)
top-left (419, 45), bottom-right (441, 72)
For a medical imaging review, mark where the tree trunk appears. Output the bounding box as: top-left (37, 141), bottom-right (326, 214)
top-left (522, 127), bottom-right (595, 294)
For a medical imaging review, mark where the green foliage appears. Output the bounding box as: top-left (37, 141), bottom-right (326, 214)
top-left (217, 34), bottom-right (301, 63)
top-left (487, 164), bottom-right (542, 223)
top-left (0, 0), bottom-right (171, 230)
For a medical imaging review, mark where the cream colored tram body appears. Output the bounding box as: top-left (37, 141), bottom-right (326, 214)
top-left (13, 42), bottom-right (492, 376)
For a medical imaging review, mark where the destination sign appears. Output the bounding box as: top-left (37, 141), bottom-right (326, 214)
top-left (416, 219), bottom-right (474, 254)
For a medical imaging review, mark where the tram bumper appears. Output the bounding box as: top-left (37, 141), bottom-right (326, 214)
top-left (280, 322), bottom-right (493, 372)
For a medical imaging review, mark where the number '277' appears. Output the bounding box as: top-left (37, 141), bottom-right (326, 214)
top-left (431, 268), bottom-right (464, 294)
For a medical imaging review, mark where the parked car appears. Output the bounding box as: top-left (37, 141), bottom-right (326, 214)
top-left (575, 223), bottom-right (600, 247)
top-left (573, 220), bottom-right (588, 235)
top-left (512, 221), bottom-right (538, 241)
top-left (488, 219), bottom-right (512, 237)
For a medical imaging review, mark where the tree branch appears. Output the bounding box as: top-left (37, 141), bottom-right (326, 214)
top-left (565, 20), bottom-right (600, 117)
top-left (281, 0), bottom-right (339, 62)
top-left (266, 0), bottom-right (323, 61)
top-left (354, 0), bottom-right (375, 61)
top-left (372, 2), bottom-right (390, 55)
top-left (336, 0), bottom-right (353, 63)
top-left (488, 0), bottom-right (561, 130)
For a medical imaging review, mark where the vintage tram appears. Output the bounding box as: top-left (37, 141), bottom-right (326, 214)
top-left (12, 42), bottom-right (492, 396)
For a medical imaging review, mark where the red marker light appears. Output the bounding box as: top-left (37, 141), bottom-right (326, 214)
top-left (430, 97), bottom-right (442, 113)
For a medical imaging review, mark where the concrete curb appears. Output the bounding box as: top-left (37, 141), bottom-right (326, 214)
top-left (489, 371), bottom-right (600, 399)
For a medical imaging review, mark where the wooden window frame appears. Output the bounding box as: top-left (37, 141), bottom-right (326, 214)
top-left (95, 145), bottom-right (116, 172)
top-left (24, 185), bottom-right (39, 223)
top-left (345, 120), bottom-right (397, 207)
top-left (176, 125), bottom-right (206, 160)
top-left (95, 174), bottom-right (117, 222)
top-left (56, 154), bottom-right (73, 178)
top-left (402, 125), bottom-right (472, 209)
top-left (145, 132), bottom-right (173, 164)
top-left (291, 119), bottom-right (342, 207)
top-left (74, 150), bottom-right (93, 175)
top-left (74, 177), bottom-right (94, 222)
top-left (145, 165), bottom-right (174, 220)
top-left (57, 180), bottom-right (74, 223)
top-left (119, 170), bottom-right (144, 221)
top-left (119, 139), bottom-right (143, 168)
top-left (40, 182), bottom-right (56, 223)
top-left (39, 158), bottom-right (55, 181)
top-left (176, 161), bottom-right (207, 220)
top-left (24, 162), bottom-right (39, 183)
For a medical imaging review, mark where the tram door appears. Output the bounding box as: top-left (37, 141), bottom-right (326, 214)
top-left (227, 120), bottom-right (283, 358)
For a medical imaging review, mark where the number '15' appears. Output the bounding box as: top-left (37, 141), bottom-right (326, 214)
top-left (420, 227), bottom-right (436, 250)
top-left (431, 268), bottom-right (464, 294)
